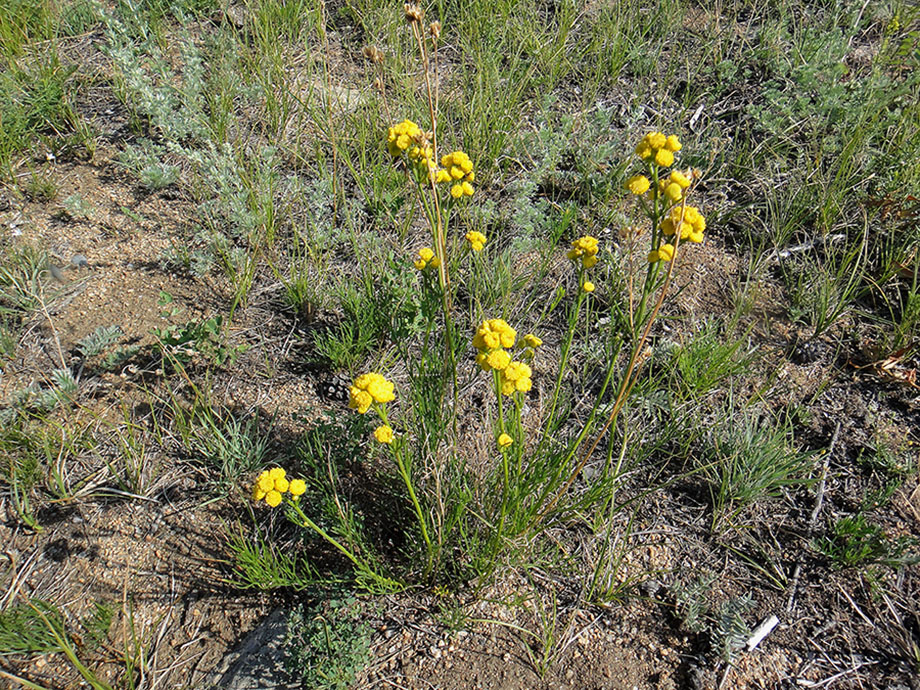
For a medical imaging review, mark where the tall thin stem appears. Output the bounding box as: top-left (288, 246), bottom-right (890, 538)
top-left (533, 227), bottom-right (685, 526)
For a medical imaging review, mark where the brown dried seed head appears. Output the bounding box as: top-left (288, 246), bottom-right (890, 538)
top-left (404, 3), bottom-right (424, 22)
top-left (363, 45), bottom-right (384, 63)
top-left (429, 21), bottom-right (441, 39)
top-left (618, 225), bottom-right (643, 240)
top-left (373, 77), bottom-right (384, 91)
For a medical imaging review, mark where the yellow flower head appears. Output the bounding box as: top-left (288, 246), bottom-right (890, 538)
top-left (583, 281), bottom-right (595, 293)
top-left (654, 148), bottom-right (675, 168)
top-left (386, 119), bottom-right (423, 157)
top-left (498, 433), bottom-right (513, 448)
top-left (257, 471), bottom-right (275, 493)
top-left (664, 135), bottom-right (682, 152)
top-left (473, 319), bottom-right (517, 351)
top-left (252, 484), bottom-right (267, 501)
top-left (485, 348), bottom-right (511, 371)
top-left (648, 132), bottom-right (667, 150)
top-left (465, 231), bottom-right (487, 252)
top-left (450, 184), bottom-right (463, 199)
top-left (265, 490), bottom-right (283, 507)
top-left (567, 236), bottom-right (600, 268)
top-left (374, 425), bottom-right (395, 444)
top-left (269, 467), bottom-right (286, 481)
top-left (664, 182), bottom-right (683, 203)
top-left (274, 477), bottom-right (290, 493)
top-left (523, 334), bottom-right (542, 348)
top-left (648, 243), bottom-right (675, 263)
top-left (289, 478), bottom-right (306, 497)
top-left (349, 373), bottom-right (395, 413)
top-left (669, 170), bottom-right (691, 189)
top-left (500, 361), bottom-right (533, 396)
top-left (626, 175), bottom-right (650, 195)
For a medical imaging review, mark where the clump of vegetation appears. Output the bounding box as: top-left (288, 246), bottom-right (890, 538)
top-left (285, 597), bottom-right (373, 690)
top-left (0, 0), bottom-right (918, 686)
top-left (816, 514), bottom-right (919, 569)
top-left (240, 3), bottom-right (714, 593)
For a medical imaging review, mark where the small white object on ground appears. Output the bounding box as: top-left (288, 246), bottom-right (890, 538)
top-left (746, 615), bottom-right (780, 651)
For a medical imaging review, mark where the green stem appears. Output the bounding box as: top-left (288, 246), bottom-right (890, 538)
top-left (288, 500), bottom-right (365, 570)
top-left (395, 446), bottom-right (434, 572)
top-left (378, 407), bottom-right (434, 573)
top-left (491, 369), bottom-right (511, 566)
top-left (537, 271), bottom-right (586, 452)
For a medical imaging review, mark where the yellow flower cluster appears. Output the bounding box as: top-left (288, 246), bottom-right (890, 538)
top-left (387, 119), bottom-right (423, 157)
top-left (472, 319), bottom-right (533, 395)
top-left (349, 373), bottom-right (396, 414)
top-left (498, 433), bottom-right (513, 448)
top-left (387, 119), bottom-right (438, 177)
top-left (499, 361), bottom-right (532, 396)
top-left (658, 169), bottom-right (692, 203)
top-left (473, 319), bottom-right (514, 372)
top-left (414, 247), bottom-right (441, 270)
top-left (253, 467), bottom-right (306, 507)
top-left (409, 144), bottom-right (435, 170)
top-left (472, 318), bottom-right (516, 352)
top-left (566, 236), bottom-right (599, 268)
top-left (465, 231), bottom-right (487, 252)
top-left (436, 151), bottom-right (475, 198)
top-left (635, 132), bottom-right (682, 167)
top-left (374, 425), bottom-right (395, 444)
top-left (660, 205), bottom-right (706, 244)
top-left (648, 243), bottom-right (675, 263)
top-left (476, 347), bottom-right (511, 371)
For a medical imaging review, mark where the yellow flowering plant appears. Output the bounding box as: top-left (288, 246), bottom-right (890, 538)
top-left (528, 132), bottom-right (708, 525)
top-left (375, 3), bottom-right (492, 384)
top-left (244, 4), bottom-right (712, 595)
top-left (250, 467), bottom-right (396, 589)
top-left (242, 129), bottom-right (708, 592)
